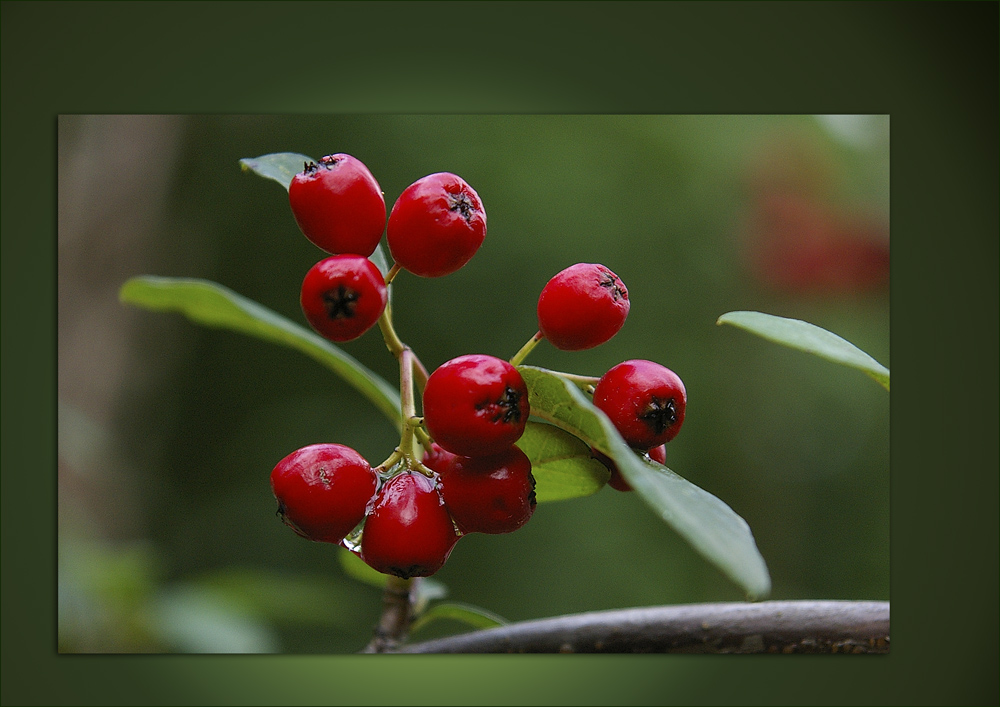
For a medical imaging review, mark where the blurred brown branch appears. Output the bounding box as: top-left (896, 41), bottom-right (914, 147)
top-left (388, 600), bottom-right (889, 654)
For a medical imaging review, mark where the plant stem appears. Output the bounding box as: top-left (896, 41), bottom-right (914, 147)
top-left (375, 448), bottom-right (403, 473)
top-left (411, 354), bottom-right (429, 394)
top-left (413, 424), bottom-right (434, 453)
top-left (365, 275), bottom-right (436, 650)
top-left (384, 262), bottom-right (403, 286)
top-left (551, 371), bottom-right (600, 388)
top-left (397, 348), bottom-right (419, 462)
top-left (378, 306), bottom-right (407, 359)
top-left (361, 575), bottom-right (419, 653)
top-left (378, 304), bottom-right (429, 391)
top-left (510, 331), bottom-right (544, 367)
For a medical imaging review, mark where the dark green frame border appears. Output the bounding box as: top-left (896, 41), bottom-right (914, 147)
top-left (3, 1), bottom-right (997, 705)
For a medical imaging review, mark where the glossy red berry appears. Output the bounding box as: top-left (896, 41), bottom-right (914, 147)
top-left (593, 360), bottom-right (687, 450)
top-left (596, 444), bottom-right (666, 492)
top-left (437, 446), bottom-right (536, 534)
top-left (422, 354), bottom-right (529, 457)
top-left (420, 442), bottom-right (459, 474)
top-left (288, 154), bottom-right (386, 257)
top-left (270, 444), bottom-right (378, 544)
top-left (360, 472), bottom-right (459, 579)
top-left (300, 254), bottom-right (388, 342)
top-left (387, 172), bottom-right (486, 277)
top-left (537, 263), bottom-right (630, 350)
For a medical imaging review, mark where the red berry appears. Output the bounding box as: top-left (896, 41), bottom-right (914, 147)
top-left (437, 446), bottom-right (536, 534)
top-left (595, 444), bottom-right (666, 492)
top-left (288, 154), bottom-right (386, 257)
top-left (360, 472), bottom-right (459, 579)
top-left (422, 354), bottom-right (529, 457)
top-left (270, 444), bottom-right (377, 544)
top-left (537, 263), bottom-right (630, 350)
top-left (387, 172), bottom-right (486, 277)
top-left (420, 442), bottom-right (459, 473)
top-left (606, 466), bottom-right (631, 492)
top-left (300, 254), bottom-right (387, 342)
top-left (593, 360), bottom-right (687, 450)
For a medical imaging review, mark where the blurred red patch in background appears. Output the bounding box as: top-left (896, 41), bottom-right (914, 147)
top-left (740, 129), bottom-right (889, 295)
top-left (746, 191), bottom-right (889, 294)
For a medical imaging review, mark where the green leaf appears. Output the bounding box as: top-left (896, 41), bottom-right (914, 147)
top-left (119, 276), bottom-right (401, 428)
top-left (239, 152), bottom-right (314, 191)
top-left (412, 577), bottom-right (449, 616)
top-left (515, 421), bottom-right (609, 502)
top-left (717, 311), bottom-right (890, 391)
top-left (337, 547), bottom-right (387, 589)
top-left (520, 366), bottom-right (771, 601)
top-left (409, 602), bottom-right (508, 636)
top-left (369, 244), bottom-right (392, 278)
top-left (150, 585), bottom-right (279, 653)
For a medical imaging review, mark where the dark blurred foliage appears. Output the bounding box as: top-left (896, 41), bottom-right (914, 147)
top-left (58, 114), bottom-right (889, 653)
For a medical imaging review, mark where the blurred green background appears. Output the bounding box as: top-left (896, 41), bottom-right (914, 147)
top-left (57, 114), bottom-right (889, 654)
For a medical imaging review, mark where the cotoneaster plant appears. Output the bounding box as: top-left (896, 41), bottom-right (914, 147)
top-left (120, 150), bottom-right (794, 651)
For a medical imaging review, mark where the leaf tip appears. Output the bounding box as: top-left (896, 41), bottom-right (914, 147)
top-left (118, 277), bottom-right (141, 304)
top-left (716, 311), bottom-right (740, 327)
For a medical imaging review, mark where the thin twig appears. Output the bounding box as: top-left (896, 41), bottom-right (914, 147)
top-left (510, 331), bottom-right (544, 367)
top-left (387, 600), bottom-right (890, 654)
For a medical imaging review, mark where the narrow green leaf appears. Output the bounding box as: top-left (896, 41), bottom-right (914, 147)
top-left (120, 276), bottom-right (401, 428)
top-left (520, 366), bottom-right (771, 600)
top-left (412, 577), bottom-right (449, 615)
top-left (337, 548), bottom-right (388, 589)
top-left (150, 585), bottom-right (279, 653)
top-left (409, 602), bottom-right (508, 636)
top-left (515, 421), bottom-right (609, 502)
top-left (369, 244), bottom-right (392, 278)
top-left (717, 311), bottom-right (890, 391)
top-left (239, 152), bottom-right (314, 191)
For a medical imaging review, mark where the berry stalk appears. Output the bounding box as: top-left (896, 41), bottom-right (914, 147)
top-left (550, 370), bottom-right (601, 391)
top-left (510, 330), bottom-right (544, 367)
top-left (380, 314), bottom-right (433, 477)
top-left (384, 262), bottom-right (403, 286)
top-left (377, 305), bottom-right (428, 391)
top-left (396, 348), bottom-right (426, 471)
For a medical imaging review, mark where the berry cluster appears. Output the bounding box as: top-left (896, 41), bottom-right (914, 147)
top-left (270, 152), bottom-right (687, 579)
top-left (292, 157), bottom-right (486, 342)
top-left (276, 154), bottom-right (530, 579)
top-left (535, 264), bottom-right (687, 491)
